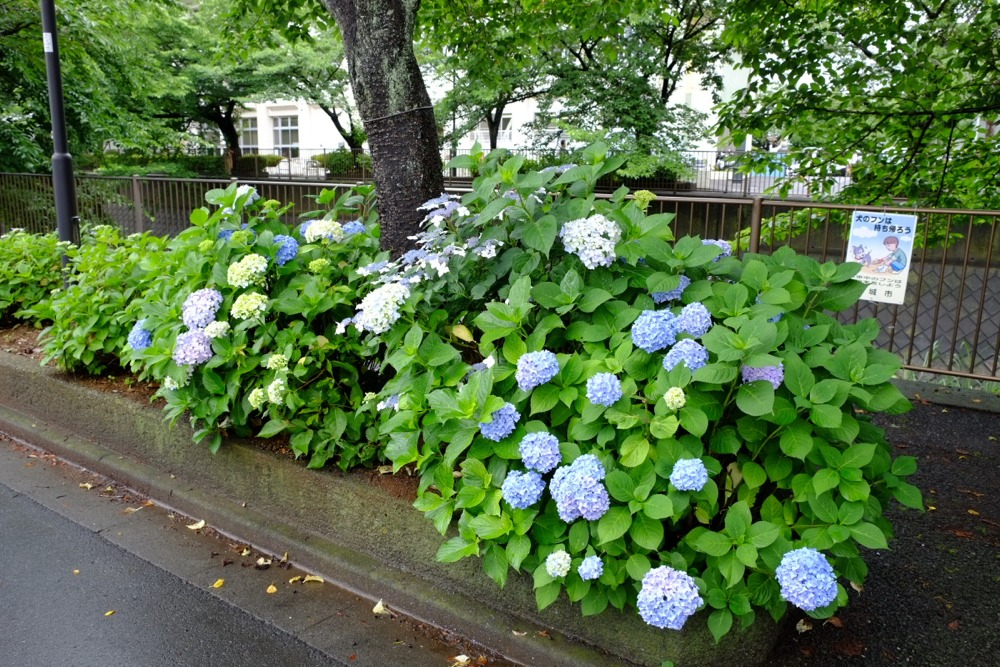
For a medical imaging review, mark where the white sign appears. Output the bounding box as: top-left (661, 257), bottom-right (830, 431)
top-left (42, 33), bottom-right (54, 53)
top-left (846, 210), bottom-right (917, 305)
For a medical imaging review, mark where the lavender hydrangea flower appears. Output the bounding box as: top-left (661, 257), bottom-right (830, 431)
top-left (669, 458), bottom-right (709, 492)
top-left (545, 550), bottom-right (572, 578)
top-left (662, 339), bottom-right (709, 372)
top-left (342, 220), bottom-right (366, 236)
top-left (703, 239), bottom-right (733, 261)
top-left (274, 234), bottom-right (298, 266)
top-left (560, 214), bottom-right (621, 269)
top-left (652, 275), bottom-right (691, 304)
top-left (550, 454), bottom-right (610, 522)
top-left (675, 302), bottom-right (713, 338)
top-left (218, 223), bottom-right (253, 242)
top-left (578, 556), bottom-right (604, 581)
top-left (479, 402), bottom-right (521, 442)
top-left (181, 288), bottom-right (223, 330)
top-left (637, 566), bottom-right (703, 630)
top-left (741, 363), bottom-right (784, 390)
top-left (519, 432), bottom-right (561, 473)
top-left (776, 548), bottom-right (839, 611)
top-left (632, 310), bottom-right (677, 353)
top-left (172, 330), bottom-right (213, 366)
top-left (515, 351), bottom-right (560, 392)
top-left (501, 470), bottom-right (545, 509)
top-left (126, 319), bottom-right (153, 351)
top-left (586, 372), bottom-right (622, 407)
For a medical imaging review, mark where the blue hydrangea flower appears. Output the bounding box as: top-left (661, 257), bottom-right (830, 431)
top-left (669, 458), bottom-right (709, 492)
top-left (578, 556), bottom-right (604, 581)
top-left (519, 432), bottom-right (561, 473)
top-left (675, 302), bottom-right (713, 338)
top-left (126, 319), bottom-right (153, 351)
top-left (632, 310), bottom-right (677, 353)
top-left (662, 339), bottom-right (709, 372)
top-left (515, 351), bottom-right (560, 392)
top-left (741, 363), bottom-right (784, 390)
top-left (298, 220), bottom-right (314, 237)
top-left (479, 402), bottom-right (521, 442)
top-left (702, 239), bottom-right (733, 261)
top-left (501, 470), bottom-right (545, 509)
top-left (342, 220), bottom-right (366, 236)
top-left (218, 223), bottom-right (253, 242)
top-left (560, 214), bottom-right (621, 269)
top-left (550, 454), bottom-right (610, 522)
top-left (775, 547), bottom-right (839, 611)
top-left (274, 234), bottom-right (298, 266)
top-left (652, 275), bottom-right (691, 304)
top-left (401, 248), bottom-right (428, 265)
top-left (586, 372), bottom-right (622, 407)
top-left (637, 566), bottom-right (704, 630)
top-left (181, 288), bottom-right (223, 330)
top-left (172, 330), bottom-right (214, 366)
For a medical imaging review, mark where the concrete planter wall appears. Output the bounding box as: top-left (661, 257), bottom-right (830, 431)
top-left (0, 351), bottom-right (783, 667)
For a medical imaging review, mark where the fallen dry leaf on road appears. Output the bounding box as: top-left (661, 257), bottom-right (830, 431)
top-left (512, 630), bottom-right (527, 637)
top-left (240, 547), bottom-right (251, 556)
top-left (255, 557), bottom-right (272, 569)
top-left (373, 599), bottom-right (396, 616)
top-left (288, 576), bottom-right (303, 584)
top-left (72, 569), bottom-right (80, 575)
top-left (122, 507), bottom-right (142, 514)
top-left (79, 482), bottom-right (94, 490)
top-left (267, 584), bottom-right (278, 594)
top-left (450, 656), bottom-right (470, 666)
top-left (212, 579), bottom-right (225, 589)
top-left (104, 610), bottom-right (115, 617)
top-left (303, 575), bottom-right (324, 584)
top-left (186, 519), bottom-right (206, 530)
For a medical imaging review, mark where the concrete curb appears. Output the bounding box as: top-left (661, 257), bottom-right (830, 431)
top-left (0, 351), bottom-right (783, 667)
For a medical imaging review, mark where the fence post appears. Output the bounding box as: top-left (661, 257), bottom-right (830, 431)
top-left (131, 175), bottom-right (145, 233)
top-left (749, 197), bottom-right (763, 254)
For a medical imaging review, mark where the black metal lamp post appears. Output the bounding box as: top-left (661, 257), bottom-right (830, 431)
top-left (40, 0), bottom-right (79, 247)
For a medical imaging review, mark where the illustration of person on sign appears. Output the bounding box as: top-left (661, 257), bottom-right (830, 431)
top-left (875, 236), bottom-right (907, 273)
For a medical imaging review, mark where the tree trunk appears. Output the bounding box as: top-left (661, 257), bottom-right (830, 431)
top-left (319, 105), bottom-right (364, 154)
top-left (205, 103), bottom-right (243, 159)
top-left (321, 0), bottom-right (443, 256)
top-left (485, 102), bottom-right (507, 151)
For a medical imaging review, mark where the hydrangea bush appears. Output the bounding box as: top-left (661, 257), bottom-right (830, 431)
top-left (355, 144), bottom-right (920, 639)
top-left (0, 228), bottom-right (67, 324)
top-left (125, 183), bottom-right (383, 468)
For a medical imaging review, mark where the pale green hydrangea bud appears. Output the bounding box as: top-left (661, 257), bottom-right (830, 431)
top-left (266, 354), bottom-right (288, 370)
top-left (308, 258), bottom-right (330, 273)
top-left (248, 387), bottom-right (266, 410)
top-left (663, 387), bottom-right (686, 411)
top-left (198, 239), bottom-right (215, 252)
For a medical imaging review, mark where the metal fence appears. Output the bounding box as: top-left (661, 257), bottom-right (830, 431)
top-left (1, 172), bottom-right (998, 383)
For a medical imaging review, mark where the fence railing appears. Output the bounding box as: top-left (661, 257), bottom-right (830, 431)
top-left (2, 172), bottom-right (997, 383)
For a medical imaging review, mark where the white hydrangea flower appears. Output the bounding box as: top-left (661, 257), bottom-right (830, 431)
top-left (354, 283), bottom-right (411, 334)
top-left (231, 292), bottom-right (268, 320)
top-left (248, 388), bottom-right (266, 410)
top-left (265, 354), bottom-right (288, 370)
top-left (266, 377), bottom-right (286, 404)
top-left (162, 377), bottom-right (180, 391)
top-left (304, 219), bottom-right (345, 244)
top-left (663, 387), bottom-right (687, 411)
top-left (545, 550), bottom-right (572, 578)
top-left (560, 214), bottom-right (621, 269)
top-left (227, 253), bottom-right (268, 288)
top-left (204, 321), bottom-right (231, 338)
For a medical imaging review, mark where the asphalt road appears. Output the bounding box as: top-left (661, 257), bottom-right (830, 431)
top-left (0, 438), bottom-right (495, 667)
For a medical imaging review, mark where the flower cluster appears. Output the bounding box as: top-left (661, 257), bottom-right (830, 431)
top-left (652, 275), bottom-right (691, 304)
top-left (550, 454), bottom-right (610, 522)
top-left (519, 432), bottom-right (561, 473)
top-left (342, 220), bottom-right (366, 236)
top-left (227, 253), bottom-right (268, 288)
top-left (669, 458), bottom-right (709, 492)
top-left (308, 258), bottom-right (330, 273)
top-left (703, 238), bottom-right (733, 260)
top-left (267, 377), bottom-right (286, 404)
top-left (741, 363), bottom-right (784, 390)
top-left (501, 470), bottom-right (545, 509)
top-left (559, 214), bottom-right (621, 269)
top-left (204, 321), bottom-right (230, 338)
top-left (479, 402), bottom-right (521, 441)
top-left (515, 351), bottom-right (560, 392)
top-left (663, 387), bottom-right (686, 411)
top-left (266, 354), bottom-right (289, 370)
top-left (162, 377), bottom-right (180, 391)
top-left (218, 224), bottom-right (253, 243)
top-left (231, 292), bottom-right (268, 320)
top-left (662, 339), bottom-right (709, 372)
top-left (377, 394), bottom-right (400, 411)
top-left (675, 302), bottom-right (713, 338)
top-left (248, 388), bottom-right (266, 410)
top-left (173, 330), bottom-right (213, 366)
top-left (126, 320), bottom-right (153, 351)
top-left (586, 372), bottom-right (622, 407)
top-left (637, 566), bottom-right (703, 630)
top-left (545, 550), bottom-right (572, 578)
top-left (578, 556), bottom-right (604, 581)
top-left (775, 548), bottom-right (839, 611)
top-left (304, 219), bottom-right (345, 244)
top-left (273, 235), bottom-right (299, 266)
top-left (632, 310), bottom-right (677, 353)
top-left (235, 184), bottom-right (260, 203)
top-left (353, 282), bottom-right (410, 334)
top-left (182, 288), bottom-right (223, 329)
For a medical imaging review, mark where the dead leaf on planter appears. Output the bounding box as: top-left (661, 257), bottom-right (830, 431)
top-left (266, 584), bottom-right (278, 594)
top-left (255, 557), bottom-right (272, 569)
top-left (968, 509), bottom-right (980, 516)
top-left (303, 575), bottom-right (324, 584)
top-left (825, 616), bottom-right (844, 628)
top-left (377, 465), bottom-right (394, 475)
top-left (850, 581), bottom-right (864, 594)
top-left (187, 519), bottom-right (206, 530)
top-left (279, 552), bottom-right (288, 564)
top-left (212, 579), bottom-right (225, 589)
top-left (122, 507), bottom-right (142, 515)
top-left (512, 630), bottom-right (527, 637)
top-left (796, 619), bottom-right (813, 634)
top-left (373, 599), bottom-right (396, 616)
top-left (240, 547), bottom-right (251, 557)
top-left (288, 576), bottom-right (303, 584)
top-left (450, 656), bottom-right (470, 667)
top-left (79, 482), bottom-right (95, 490)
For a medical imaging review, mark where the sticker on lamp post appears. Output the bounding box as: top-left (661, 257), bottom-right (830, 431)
top-left (846, 211), bottom-right (917, 305)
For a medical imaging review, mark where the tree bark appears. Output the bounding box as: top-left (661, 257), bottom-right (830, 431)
top-left (321, 0), bottom-right (443, 256)
top-left (318, 105), bottom-right (364, 154)
top-left (203, 101), bottom-right (242, 159)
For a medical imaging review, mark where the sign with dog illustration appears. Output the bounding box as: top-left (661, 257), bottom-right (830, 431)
top-left (846, 211), bottom-right (917, 305)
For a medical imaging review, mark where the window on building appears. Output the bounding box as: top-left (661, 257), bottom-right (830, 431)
top-left (239, 118), bottom-right (258, 152)
top-left (273, 116), bottom-right (299, 158)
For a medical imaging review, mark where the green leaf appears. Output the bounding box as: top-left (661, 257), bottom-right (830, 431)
top-left (840, 444), bottom-right (876, 469)
top-left (436, 536), bottom-right (479, 563)
top-left (849, 522), bottom-right (889, 549)
top-left (780, 422), bottom-right (814, 459)
top-left (535, 581), bottom-right (561, 610)
top-left (643, 494), bottom-right (674, 520)
top-left (201, 370), bottom-right (225, 395)
top-left (470, 514), bottom-right (512, 540)
top-left (724, 501), bottom-right (752, 539)
top-left (679, 407), bottom-right (708, 437)
top-left (522, 216), bottom-right (559, 255)
top-left (630, 513), bottom-right (665, 550)
top-left (605, 470), bottom-right (637, 502)
top-left (812, 468), bottom-right (841, 495)
top-left (891, 456), bottom-right (918, 476)
top-left (578, 288), bottom-right (613, 313)
top-left (708, 608), bottom-right (734, 643)
top-left (483, 543), bottom-right (509, 587)
top-left (782, 353), bottom-right (815, 398)
top-left (620, 435), bottom-right (650, 467)
top-left (742, 462), bottom-right (767, 489)
top-left (693, 363), bottom-right (739, 384)
top-left (694, 531), bottom-right (733, 557)
top-left (257, 419), bottom-right (287, 438)
top-left (747, 521), bottom-right (780, 548)
top-left (810, 403), bottom-right (843, 429)
top-left (597, 506), bottom-right (632, 544)
top-left (736, 381), bottom-right (775, 416)
top-left (893, 482), bottom-right (924, 509)
top-left (568, 521), bottom-right (590, 553)
top-left (626, 553), bottom-right (652, 581)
